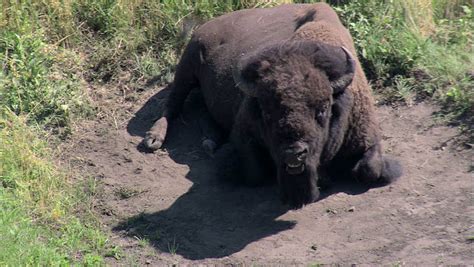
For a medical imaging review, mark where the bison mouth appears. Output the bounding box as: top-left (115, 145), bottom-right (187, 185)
top-left (282, 142), bottom-right (308, 175)
top-left (285, 162), bottom-right (305, 175)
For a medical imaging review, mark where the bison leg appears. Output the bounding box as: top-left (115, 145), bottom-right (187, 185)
top-left (200, 115), bottom-right (224, 156)
top-left (143, 79), bottom-right (196, 151)
top-left (239, 142), bottom-right (273, 186)
top-left (229, 128), bottom-right (273, 186)
top-left (352, 144), bottom-right (402, 184)
top-left (194, 95), bottom-right (225, 156)
top-left (214, 141), bottom-right (272, 186)
top-left (143, 42), bottom-right (200, 151)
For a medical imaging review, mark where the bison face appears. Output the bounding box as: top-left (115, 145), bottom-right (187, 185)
top-left (234, 41), bottom-right (355, 208)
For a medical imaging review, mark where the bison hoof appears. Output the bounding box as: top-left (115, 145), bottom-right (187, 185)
top-left (143, 131), bottom-right (164, 151)
top-left (202, 138), bottom-right (217, 156)
top-left (142, 117), bottom-right (168, 151)
top-left (353, 156), bottom-right (402, 185)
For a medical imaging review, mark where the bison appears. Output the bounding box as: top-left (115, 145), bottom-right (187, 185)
top-left (143, 3), bottom-right (402, 208)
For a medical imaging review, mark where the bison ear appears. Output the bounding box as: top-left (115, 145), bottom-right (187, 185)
top-left (233, 58), bottom-right (271, 97)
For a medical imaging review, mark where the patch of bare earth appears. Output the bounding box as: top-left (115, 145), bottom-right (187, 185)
top-left (62, 85), bottom-right (473, 265)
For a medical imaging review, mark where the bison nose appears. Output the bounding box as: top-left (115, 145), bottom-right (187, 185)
top-left (283, 143), bottom-right (308, 165)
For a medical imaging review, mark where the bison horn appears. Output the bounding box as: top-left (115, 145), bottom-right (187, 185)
top-left (330, 47), bottom-right (356, 95)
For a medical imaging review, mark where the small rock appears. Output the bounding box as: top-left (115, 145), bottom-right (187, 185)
top-left (145, 259), bottom-right (152, 265)
top-left (123, 155), bottom-right (133, 163)
top-left (102, 209), bottom-right (114, 216)
top-left (326, 208), bottom-right (337, 214)
top-left (347, 206), bottom-right (355, 212)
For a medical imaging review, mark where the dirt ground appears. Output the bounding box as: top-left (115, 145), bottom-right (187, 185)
top-left (62, 84), bottom-right (473, 266)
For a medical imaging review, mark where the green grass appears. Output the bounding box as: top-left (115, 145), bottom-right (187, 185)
top-left (0, 110), bottom-right (107, 265)
top-left (0, 2), bottom-right (92, 130)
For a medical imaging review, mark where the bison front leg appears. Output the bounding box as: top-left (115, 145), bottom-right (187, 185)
top-left (352, 143), bottom-right (402, 185)
top-left (143, 79), bottom-right (194, 151)
top-left (228, 124), bottom-right (273, 186)
top-left (238, 141), bottom-right (273, 186)
top-left (142, 41), bottom-right (200, 151)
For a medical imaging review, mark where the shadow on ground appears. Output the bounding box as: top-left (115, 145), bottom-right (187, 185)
top-left (115, 87), bottom-right (371, 260)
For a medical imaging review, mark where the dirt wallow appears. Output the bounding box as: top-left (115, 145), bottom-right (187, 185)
top-left (62, 82), bottom-right (472, 265)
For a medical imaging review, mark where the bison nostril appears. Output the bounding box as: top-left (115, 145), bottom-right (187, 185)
top-left (284, 143), bottom-right (308, 164)
top-left (296, 148), bottom-right (308, 161)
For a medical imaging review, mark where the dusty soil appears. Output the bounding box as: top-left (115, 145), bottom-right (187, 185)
top-left (63, 84), bottom-right (473, 266)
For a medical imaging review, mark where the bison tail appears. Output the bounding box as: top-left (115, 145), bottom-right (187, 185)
top-left (380, 156), bottom-right (403, 183)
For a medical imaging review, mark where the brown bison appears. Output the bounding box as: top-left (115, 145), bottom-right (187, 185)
top-left (143, 3), bottom-right (402, 208)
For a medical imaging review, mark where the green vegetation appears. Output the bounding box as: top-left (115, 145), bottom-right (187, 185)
top-left (0, 2), bottom-right (90, 129)
top-left (3, 0), bottom-right (470, 126)
top-left (0, 110), bottom-right (107, 265)
top-left (0, 0), bottom-right (472, 265)
top-left (331, 0), bottom-right (473, 133)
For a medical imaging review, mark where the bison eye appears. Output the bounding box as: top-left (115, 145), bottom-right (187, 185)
top-left (315, 109), bottom-right (327, 125)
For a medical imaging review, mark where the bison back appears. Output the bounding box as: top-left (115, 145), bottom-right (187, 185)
top-left (190, 3), bottom-right (340, 131)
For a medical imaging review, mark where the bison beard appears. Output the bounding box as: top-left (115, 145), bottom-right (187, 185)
top-left (279, 163), bottom-right (320, 209)
top-left (142, 3), bottom-right (402, 209)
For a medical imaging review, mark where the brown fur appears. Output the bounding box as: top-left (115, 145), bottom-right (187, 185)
top-left (143, 3), bottom-right (402, 208)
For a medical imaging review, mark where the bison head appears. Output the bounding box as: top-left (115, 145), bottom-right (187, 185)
top-left (234, 40), bottom-right (355, 208)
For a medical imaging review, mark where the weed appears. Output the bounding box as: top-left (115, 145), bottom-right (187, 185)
top-left (134, 235), bottom-right (150, 248)
top-left (168, 237), bottom-right (179, 255)
top-left (105, 245), bottom-right (124, 260)
top-left (115, 186), bottom-right (142, 199)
